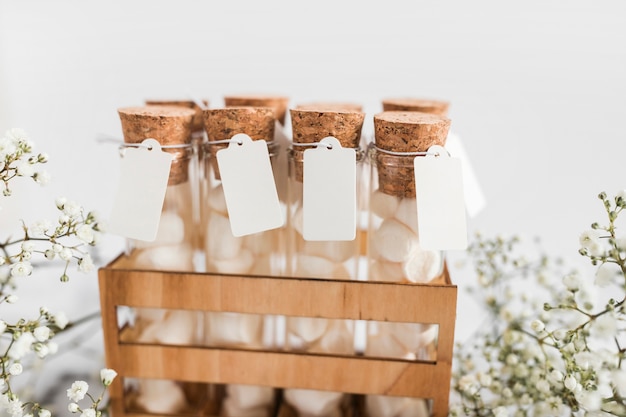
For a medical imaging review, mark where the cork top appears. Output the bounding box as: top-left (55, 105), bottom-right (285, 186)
top-left (374, 111), bottom-right (451, 152)
top-left (203, 107), bottom-right (275, 142)
top-left (296, 102), bottom-right (363, 112)
top-left (118, 105), bottom-right (196, 145)
top-left (381, 98), bottom-right (449, 116)
top-left (290, 108), bottom-right (365, 149)
top-left (223, 94), bottom-right (289, 125)
top-left (145, 100), bottom-right (208, 132)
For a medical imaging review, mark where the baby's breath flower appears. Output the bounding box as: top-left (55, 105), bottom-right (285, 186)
top-left (10, 261), bottom-right (33, 277)
top-left (54, 312), bottom-right (69, 330)
top-left (62, 201), bottom-right (82, 219)
top-left (0, 320), bottom-right (7, 334)
top-left (8, 332), bottom-right (35, 360)
top-left (530, 319), bottom-right (545, 333)
top-left (9, 363), bottom-right (23, 376)
top-left (33, 326), bottom-right (51, 342)
top-left (80, 409), bottom-right (96, 417)
top-left (33, 171), bottom-right (50, 185)
top-left (76, 225), bottom-right (94, 244)
top-left (68, 403), bottom-right (79, 413)
top-left (100, 368), bottom-right (117, 386)
top-left (78, 254), bottom-right (94, 273)
top-left (562, 273), bottom-right (581, 292)
top-left (39, 409), bottom-right (51, 417)
top-left (28, 220), bottom-right (52, 237)
top-left (591, 313), bottom-right (618, 339)
top-left (595, 262), bottom-right (619, 287)
top-left (67, 380), bottom-right (89, 402)
top-left (7, 398), bottom-right (24, 417)
top-left (59, 248), bottom-right (72, 261)
top-left (15, 162), bottom-right (34, 177)
top-left (493, 406), bottom-right (508, 417)
top-left (564, 375), bottom-right (578, 391)
top-left (6, 294), bottom-right (19, 304)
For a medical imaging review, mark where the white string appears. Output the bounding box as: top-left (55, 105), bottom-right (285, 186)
top-left (372, 145), bottom-right (443, 157)
top-left (96, 135), bottom-right (192, 150)
top-left (291, 141), bottom-right (333, 150)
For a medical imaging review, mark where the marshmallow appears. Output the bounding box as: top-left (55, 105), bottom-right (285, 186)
top-left (244, 230), bottom-right (279, 256)
top-left (221, 397), bottom-right (269, 417)
top-left (402, 248), bottom-right (442, 283)
top-left (368, 260), bottom-right (404, 283)
top-left (133, 211), bottom-right (186, 249)
top-left (205, 312), bottom-right (262, 347)
top-left (205, 212), bottom-right (243, 260)
top-left (133, 245), bottom-right (194, 271)
top-left (315, 320), bottom-right (354, 355)
top-left (293, 254), bottom-right (336, 279)
top-left (372, 219), bottom-right (418, 263)
top-left (283, 388), bottom-right (343, 417)
top-left (370, 190), bottom-right (399, 220)
top-left (365, 395), bottom-right (407, 417)
top-left (301, 240), bottom-right (357, 264)
top-left (152, 310), bottom-right (198, 345)
top-left (135, 379), bottom-right (187, 414)
top-left (210, 248), bottom-right (254, 275)
top-left (394, 198), bottom-right (419, 235)
top-left (226, 384), bottom-right (275, 411)
top-left (397, 398), bottom-right (430, 417)
top-left (288, 317), bottom-right (329, 344)
top-left (332, 263), bottom-right (353, 280)
top-left (365, 327), bottom-right (412, 360)
top-left (208, 184), bottom-right (228, 215)
top-left (248, 255), bottom-right (275, 276)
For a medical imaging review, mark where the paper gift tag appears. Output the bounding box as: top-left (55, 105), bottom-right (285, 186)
top-left (414, 145), bottom-right (468, 250)
top-left (445, 131), bottom-right (486, 218)
top-left (303, 136), bottom-right (356, 241)
top-left (217, 133), bottom-right (283, 237)
top-left (108, 139), bottom-right (173, 241)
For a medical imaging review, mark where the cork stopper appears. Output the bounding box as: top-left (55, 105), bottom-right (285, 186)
top-left (296, 102), bottom-right (363, 112)
top-left (290, 108), bottom-right (365, 182)
top-left (118, 105), bottom-right (195, 185)
top-left (381, 98), bottom-right (450, 116)
top-left (145, 99), bottom-right (209, 134)
top-left (373, 111), bottom-right (451, 197)
top-left (203, 107), bottom-right (275, 179)
top-left (223, 94), bottom-right (289, 125)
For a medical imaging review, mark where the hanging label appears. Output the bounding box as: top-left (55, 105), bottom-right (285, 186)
top-left (217, 133), bottom-right (283, 237)
top-left (303, 137), bottom-right (356, 241)
top-left (108, 139), bottom-right (173, 241)
top-left (445, 132), bottom-right (486, 218)
top-left (414, 145), bottom-right (468, 250)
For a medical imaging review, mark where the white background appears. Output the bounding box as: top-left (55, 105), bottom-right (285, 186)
top-left (1, 0), bottom-right (625, 398)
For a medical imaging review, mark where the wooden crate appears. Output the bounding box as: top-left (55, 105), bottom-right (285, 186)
top-left (98, 256), bottom-right (457, 417)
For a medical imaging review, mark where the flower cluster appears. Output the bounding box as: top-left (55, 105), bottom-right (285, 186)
top-left (66, 369), bottom-right (117, 417)
top-left (450, 192), bottom-right (626, 416)
top-left (0, 128), bottom-right (49, 196)
top-left (0, 128), bottom-right (113, 417)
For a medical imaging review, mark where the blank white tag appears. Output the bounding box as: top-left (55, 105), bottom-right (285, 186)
top-left (217, 133), bottom-right (283, 237)
top-left (414, 145), bottom-right (468, 250)
top-left (303, 137), bottom-right (356, 241)
top-left (445, 132), bottom-right (486, 218)
top-left (108, 139), bottom-right (173, 241)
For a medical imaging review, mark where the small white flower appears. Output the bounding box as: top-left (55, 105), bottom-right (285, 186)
top-left (576, 388), bottom-right (602, 411)
top-left (5, 128), bottom-right (28, 142)
top-left (10, 261), bottom-right (33, 277)
top-left (76, 225), bottom-right (94, 244)
top-left (7, 398), bottom-right (24, 417)
top-left (530, 319), bottom-right (545, 333)
top-left (33, 171), bottom-right (50, 185)
top-left (78, 254), bottom-right (95, 273)
top-left (62, 201), bottom-right (82, 219)
top-left (506, 353), bottom-right (519, 366)
top-left (100, 368), bottom-right (117, 386)
top-left (68, 403), bottom-right (79, 413)
top-left (55, 196), bottom-right (67, 209)
top-left (536, 379), bottom-right (551, 394)
top-left (0, 320), bottom-right (6, 334)
top-left (67, 380), bottom-right (89, 402)
top-left (9, 363), bottom-right (23, 375)
top-left (44, 249), bottom-right (55, 260)
top-left (33, 326), bottom-right (51, 342)
top-left (579, 229), bottom-right (606, 257)
top-left (595, 262), bottom-right (619, 287)
top-left (458, 374), bottom-right (479, 396)
top-left (6, 294), bottom-right (19, 304)
top-left (35, 343), bottom-right (50, 359)
top-left (58, 214), bottom-right (70, 225)
top-left (39, 409), bottom-right (51, 417)
top-left (59, 248), bottom-right (73, 261)
top-left (548, 369), bottom-right (564, 385)
top-left (562, 273), bottom-right (582, 291)
top-left (52, 243), bottom-right (63, 253)
top-left (8, 332), bottom-right (35, 360)
top-left (616, 235), bottom-right (626, 251)
top-left (564, 374), bottom-right (578, 391)
top-left (54, 312), bottom-right (69, 329)
top-left (612, 369), bottom-right (626, 395)
top-left (28, 220), bottom-right (52, 237)
top-left (21, 241), bottom-right (35, 252)
top-left (81, 409), bottom-right (96, 417)
top-left (47, 341), bottom-right (59, 355)
top-left (493, 406), bottom-right (508, 417)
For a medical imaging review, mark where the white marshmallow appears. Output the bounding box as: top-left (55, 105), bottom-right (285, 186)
top-left (372, 219), bottom-right (418, 263)
top-left (365, 328), bottom-right (412, 360)
top-left (248, 255), bottom-right (274, 276)
top-left (370, 190), bottom-right (399, 220)
top-left (208, 184), bottom-right (228, 215)
top-left (402, 248), bottom-right (442, 283)
top-left (226, 384), bottom-right (275, 411)
top-left (133, 211), bottom-right (186, 249)
top-left (368, 260), bottom-right (404, 283)
top-left (133, 245), bottom-right (194, 271)
top-left (135, 379), bottom-right (187, 414)
top-left (205, 213), bottom-right (242, 260)
top-left (221, 397), bottom-right (269, 417)
top-left (205, 312), bottom-right (262, 347)
top-left (293, 254), bottom-right (336, 279)
top-left (301, 240), bottom-right (357, 264)
top-left (210, 248), bottom-right (254, 275)
top-left (244, 230), bottom-right (279, 256)
top-left (365, 395), bottom-right (407, 417)
top-left (394, 198), bottom-right (419, 235)
top-left (315, 320), bottom-right (354, 355)
top-left (283, 388), bottom-right (343, 417)
top-left (397, 398), bottom-right (430, 417)
top-left (287, 317), bottom-right (329, 344)
top-left (152, 310), bottom-right (198, 345)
